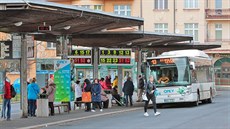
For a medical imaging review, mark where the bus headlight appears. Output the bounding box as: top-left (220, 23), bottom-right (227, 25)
top-left (184, 86), bottom-right (192, 95)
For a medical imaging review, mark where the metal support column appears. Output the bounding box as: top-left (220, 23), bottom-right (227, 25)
top-left (20, 34), bottom-right (28, 118)
top-left (61, 35), bottom-right (68, 59)
top-left (117, 66), bottom-right (122, 95)
top-left (137, 48), bottom-right (142, 86)
top-left (93, 47), bottom-right (99, 79)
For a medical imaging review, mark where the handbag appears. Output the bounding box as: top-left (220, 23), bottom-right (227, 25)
top-left (82, 92), bottom-right (92, 102)
top-left (142, 93), bottom-right (148, 101)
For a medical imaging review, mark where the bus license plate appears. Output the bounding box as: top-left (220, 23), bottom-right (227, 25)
top-left (164, 99), bottom-right (175, 103)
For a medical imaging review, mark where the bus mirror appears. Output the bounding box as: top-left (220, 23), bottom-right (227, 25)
top-left (189, 62), bottom-right (195, 70)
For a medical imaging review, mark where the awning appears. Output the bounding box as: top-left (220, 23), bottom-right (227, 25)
top-left (0, 0), bottom-right (143, 35)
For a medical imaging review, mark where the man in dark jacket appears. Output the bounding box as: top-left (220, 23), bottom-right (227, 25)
top-left (123, 77), bottom-right (134, 107)
top-left (137, 75), bottom-right (145, 102)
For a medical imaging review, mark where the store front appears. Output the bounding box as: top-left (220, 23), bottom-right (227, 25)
top-left (214, 57), bottom-right (230, 85)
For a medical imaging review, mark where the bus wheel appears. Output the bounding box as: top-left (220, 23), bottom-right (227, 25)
top-left (207, 88), bottom-right (213, 103)
top-left (193, 92), bottom-right (200, 106)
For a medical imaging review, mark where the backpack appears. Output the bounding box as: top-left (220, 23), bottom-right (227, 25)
top-left (11, 85), bottom-right (16, 98)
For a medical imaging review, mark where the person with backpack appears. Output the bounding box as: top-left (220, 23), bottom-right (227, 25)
top-left (1, 77), bottom-right (12, 121)
top-left (27, 78), bottom-right (40, 117)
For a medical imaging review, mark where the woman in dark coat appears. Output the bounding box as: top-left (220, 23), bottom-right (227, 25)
top-left (123, 77), bottom-right (134, 107)
top-left (83, 79), bottom-right (92, 112)
top-left (91, 78), bottom-right (103, 112)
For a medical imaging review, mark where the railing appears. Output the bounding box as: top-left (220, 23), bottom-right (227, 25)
top-left (205, 9), bottom-right (230, 19)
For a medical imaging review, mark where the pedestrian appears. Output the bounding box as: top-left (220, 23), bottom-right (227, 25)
top-left (45, 79), bottom-right (56, 116)
top-left (83, 79), bottom-right (92, 112)
top-left (1, 77), bottom-right (12, 121)
top-left (74, 80), bottom-right (82, 108)
top-left (144, 76), bottom-right (160, 117)
top-left (99, 78), bottom-right (106, 90)
top-left (91, 78), bottom-right (103, 112)
top-left (101, 89), bottom-right (109, 109)
top-left (27, 78), bottom-right (40, 117)
top-left (122, 77), bottom-right (134, 107)
top-left (112, 76), bottom-right (118, 88)
top-left (105, 75), bottom-right (112, 90)
top-left (136, 75), bottom-right (145, 102)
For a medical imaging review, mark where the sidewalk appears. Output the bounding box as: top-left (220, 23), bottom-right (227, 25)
top-left (0, 102), bottom-right (144, 129)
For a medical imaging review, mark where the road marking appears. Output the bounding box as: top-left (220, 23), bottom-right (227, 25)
top-left (18, 107), bottom-right (142, 129)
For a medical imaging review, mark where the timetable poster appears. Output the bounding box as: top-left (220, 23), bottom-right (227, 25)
top-left (54, 60), bottom-right (71, 102)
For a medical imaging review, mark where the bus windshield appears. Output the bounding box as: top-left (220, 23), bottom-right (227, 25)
top-left (149, 57), bottom-right (190, 87)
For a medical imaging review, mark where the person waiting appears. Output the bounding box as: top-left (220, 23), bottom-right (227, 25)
top-left (158, 74), bottom-right (169, 84)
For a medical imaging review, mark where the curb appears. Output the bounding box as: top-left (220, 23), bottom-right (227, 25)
top-left (18, 107), bottom-right (142, 129)
top-left (216, 86), bottom-right (230, 91)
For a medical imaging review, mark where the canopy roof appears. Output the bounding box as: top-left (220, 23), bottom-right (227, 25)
top-left (0, 0), bottom-right (143, 35)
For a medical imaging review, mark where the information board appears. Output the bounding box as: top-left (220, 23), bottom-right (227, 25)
top-left (54, 60), bottom-right (71, 102)
top-left (99, 48), bottom-right (131, 65)
top-left (69, 49), bottom-right (92, 65)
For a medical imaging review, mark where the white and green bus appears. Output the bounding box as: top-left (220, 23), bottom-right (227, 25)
top-left (144, 49), bottom-right (216, 106)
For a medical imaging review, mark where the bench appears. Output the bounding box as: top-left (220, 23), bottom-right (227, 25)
top-left (73, 101), bottom-right (93, 110)
top-left (54, 103), bottom-right (70, 114)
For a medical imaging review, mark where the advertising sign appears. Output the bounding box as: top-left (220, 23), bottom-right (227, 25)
top-left (54, 60), bottom-right (71, 102)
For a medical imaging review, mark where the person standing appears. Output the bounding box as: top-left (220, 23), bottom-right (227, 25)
top-left (105, 75), bottom-right (112, 90)
top-left (45, 80), bottom-right (56, 116)
top-left (112, 76), bottom-right (118, 88)
top-left (1, 77), bottom-right (12, 121)
top-left (123, 77), bottom-right (134, 107)
top-left (83, 79), bottom-right (92, 112)
top-left (74, 80), bottom-right (82, 108)
top-left (99, 78), bottom-right (106, 90)
top-left (144, 76), bottom-right (160, 117)
top-left (27, 78), bottom-right (40, 117)
top-left (136, 75), bottom-right (145, 102)
top-left (91, 78), bottom-right (103, 112)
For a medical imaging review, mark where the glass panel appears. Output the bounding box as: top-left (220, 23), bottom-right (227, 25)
top-left (215, 0), bottom-right (222, 9)
top-left (164, 0), bottom-right (168, 9)
top-left (194, 30), bottom-right (198, 41)
top-left (127, 11), bottom-right (131, 16)
top-left (155, 0), bottom-right (158, 9)
top-left (114, 5), bottom-right (118, 10)
top-left (150, 57), bottom-right (190, 87)
top-left (120, 5), bottom-right (125, 10)
top-left (215, 30), bottom-right (222, 40)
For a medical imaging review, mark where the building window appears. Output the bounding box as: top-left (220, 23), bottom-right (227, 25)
top-left (215, 0), bottom-right (222, 9)
top-left (81, 5), bottom-right (90, 9)
top-left (184, 0), bottom-right (198, 9)
top-left (184, 23), bottom-right (198, 41)
top-left (215, 24), bottom-right (222, 40)
top-left (94, 5), bottom-right (102, 11)
top-left (114, 5), bottom-right (131, 16)
top-left (47, 42), bottom-right (56, 49)
top-left (154, 0), bottom-right (168, 10)
top-left (154, 23), bottom-right (168, 33)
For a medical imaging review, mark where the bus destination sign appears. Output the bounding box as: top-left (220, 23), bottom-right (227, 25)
top-left (150, 58), bottom-right (174, 65)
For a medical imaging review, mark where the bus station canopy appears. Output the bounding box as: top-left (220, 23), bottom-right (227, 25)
top-left (0, 0), bottom-right (220, 50)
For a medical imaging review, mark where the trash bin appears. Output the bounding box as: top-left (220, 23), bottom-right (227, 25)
top-left (37, 94), bottom-right (49, 117)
